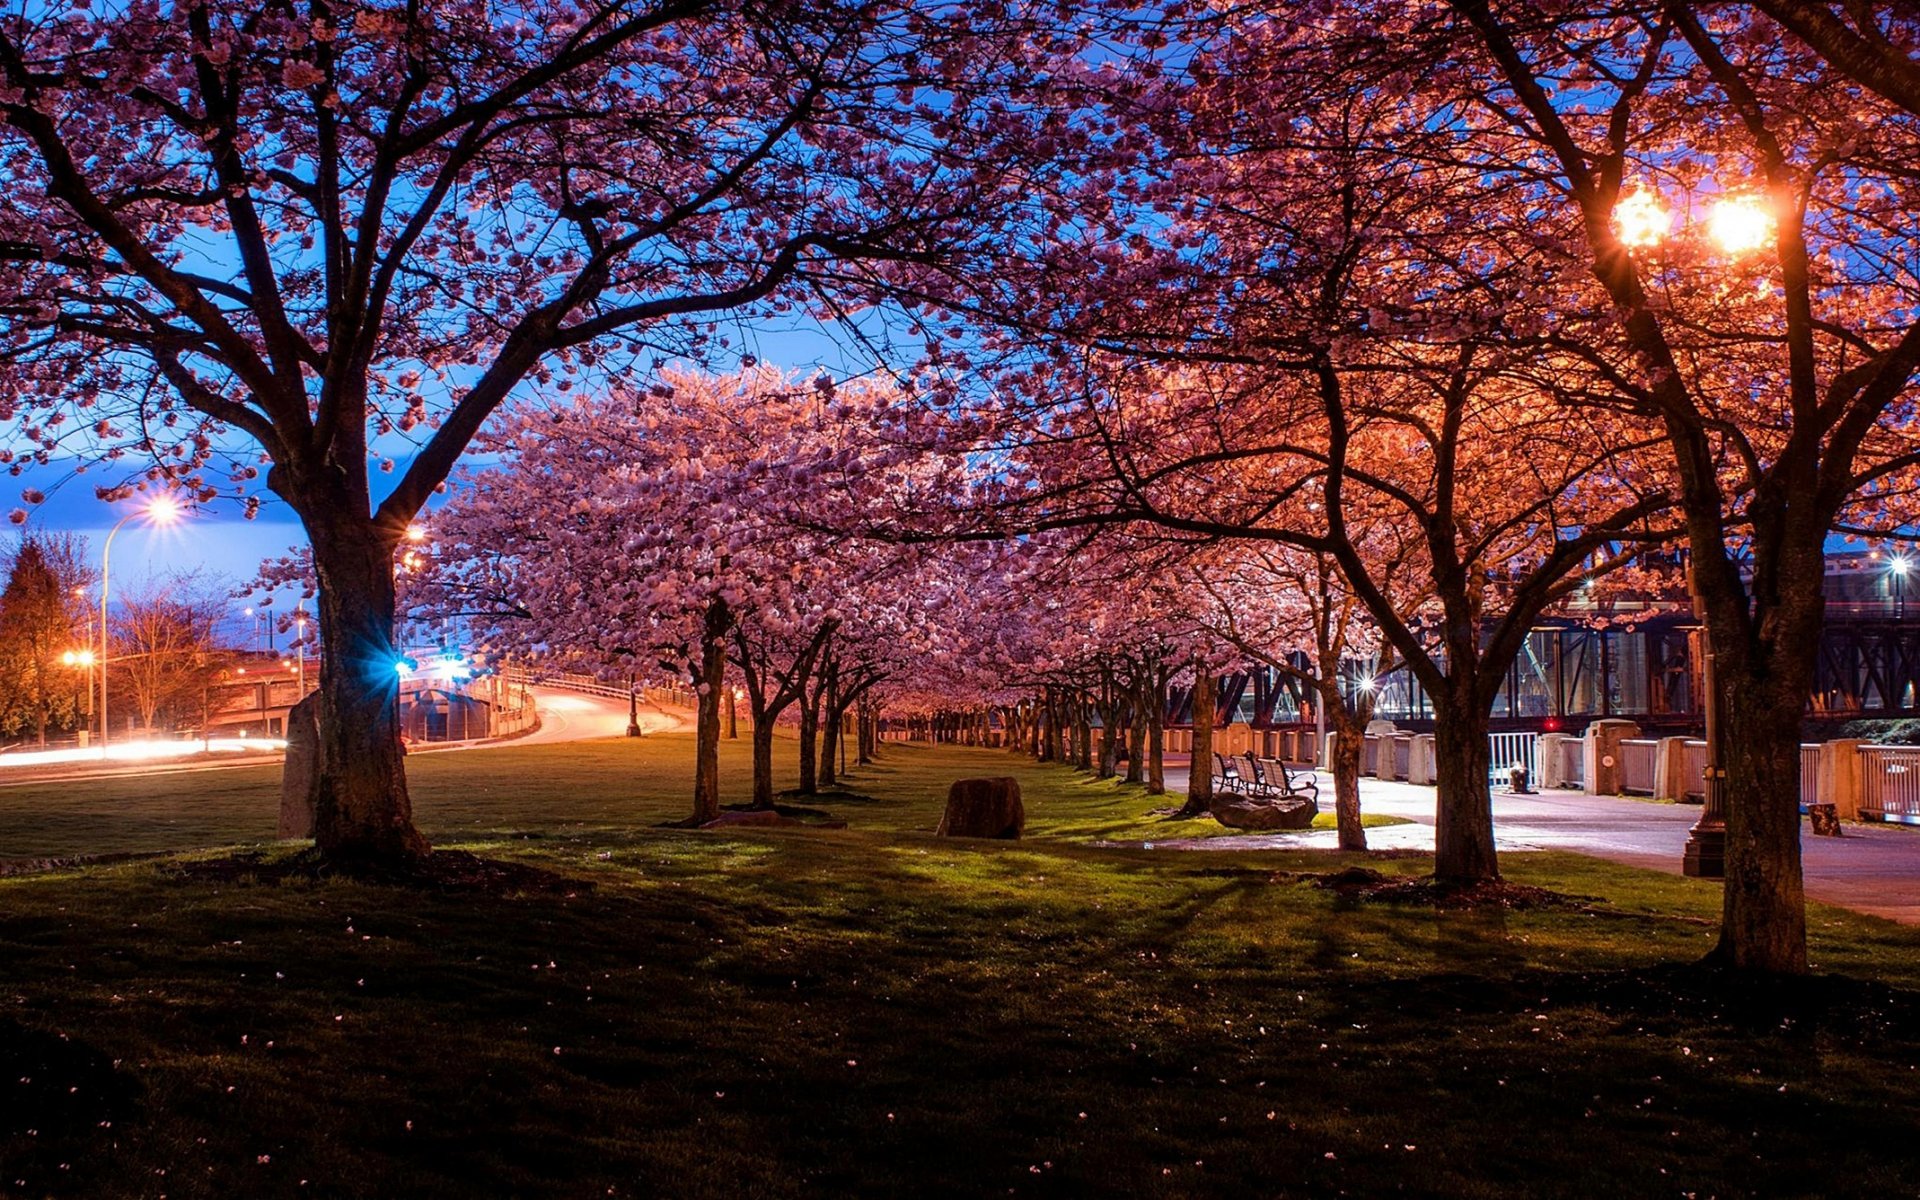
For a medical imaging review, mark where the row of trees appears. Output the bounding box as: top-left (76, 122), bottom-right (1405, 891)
top-left (5, 2), bottom-right (1919, 976)
top-left (0, 534), bottom-right (237, 743)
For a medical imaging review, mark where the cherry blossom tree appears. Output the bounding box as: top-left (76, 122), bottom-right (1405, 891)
top-left (1431, 0), bottom-right (1920, 970)
top-left (0, 0), bottom-right (1114, 862)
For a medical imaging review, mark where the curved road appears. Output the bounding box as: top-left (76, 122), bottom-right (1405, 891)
top-left (0, 686), bottom-right (690, 786)
top-left (416, 686), bottom-right (688, 752)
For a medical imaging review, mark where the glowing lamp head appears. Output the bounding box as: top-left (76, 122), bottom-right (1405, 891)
top-left (1893, 557), bottom-right (1911, 579)
top-left (1708, 196), bottom-right (1773, 254)
top-left (405, 524), bottom-right (427, 543)
top-left (1357, 675), bottom-right (1377, 694)
top-left (62, 649), bottom-right (93, 667)
top-left (145, 495), bottom-right (182, 525)
top-left (1613, 187), bottom-right (1671, 248)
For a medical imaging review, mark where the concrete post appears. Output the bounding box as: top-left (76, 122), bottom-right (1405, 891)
top-left (1652, 736), bottom-right (1691, 802)
top-left (1820, 739), bottom-right (1866, 820)
top-left (1322, 731), bottom-right (1338, 771)
top-left (1407, 733), bottom-right (1436, 785)
top-left (1583, 719), bottom-right (1642, 796)
top-left (1538, 733), bottom-right (1571, 788)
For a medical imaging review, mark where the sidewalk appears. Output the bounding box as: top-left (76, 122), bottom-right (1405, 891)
top-left (1156, 763), bottom-right (1920, 925)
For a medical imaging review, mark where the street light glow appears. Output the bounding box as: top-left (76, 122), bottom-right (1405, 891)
top-left (405, 523), bottom-right (427, 543)
top-left (145, 494), bottom-right (183, 524)
top-left (1613, 187), bottom-right (1670, 248)
top-left (1893, 556), bottom-right (1911, 578)
top-left (1708, 196), bottom-right (1773, 254)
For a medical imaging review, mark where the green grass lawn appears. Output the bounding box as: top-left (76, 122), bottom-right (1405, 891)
top-left (4, 736), bottom-right (1920, 1197)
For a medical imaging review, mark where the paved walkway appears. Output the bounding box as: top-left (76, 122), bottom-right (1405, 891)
top-left (1157, 763), bottom-right (1920, 925)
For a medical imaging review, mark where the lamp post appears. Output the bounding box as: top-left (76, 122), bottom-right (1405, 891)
top-left (99, 496), bottom-right (182, 750)
top-left (1893, 555), bottom-right (1909, 621)
top-left (61, 647), bottom-right (96, 746)
top-left (627, 676), bottom-right (644, 738)
top-left (1682, 568), bottom-right (1726, 878)
top-left (294, 603), bottom-right (308, 694)
top-left (1611, 186), bottom-right (1767, 880)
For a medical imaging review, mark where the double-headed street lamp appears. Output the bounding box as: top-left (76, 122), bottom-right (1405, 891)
top-left (1614, 185), bottom-right (1776, 880)
top-left (99, 495), bottom-right (183, 749)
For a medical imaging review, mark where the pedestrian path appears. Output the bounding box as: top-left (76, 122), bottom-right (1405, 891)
top-left (1157, 764), bottom-right (1920, 925)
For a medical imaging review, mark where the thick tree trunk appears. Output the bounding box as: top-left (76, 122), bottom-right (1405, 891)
top-left (307, 520), bottom-right (428, 862)
top-left (1096, 702), bottom-right (1120, 778)
top-left (1329, 714), bottom-right (1367, 853)
top-left (1430, 696), bottom-right (1497, 884)
top-left (819, 706), bottom-right (841, 789)
top-left (750, 717), bottom-right (776, 810)
top-left (1074, 699), bottom-right (1093, 771)
top-left (692, 631), bottom-right (726, 824)
top-left (798, 687), bottom-right (819, 795)
top-left (1180, 665), bottom-right (1214, 818)
top-left (1713, 679), bottom-right (1809, 971)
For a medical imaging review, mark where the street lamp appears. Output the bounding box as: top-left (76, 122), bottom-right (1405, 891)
top-left (1612, 187), bottom-right (1769, 879)
top-left (1683, 569), bottom-right (1726, 878)
top-left (62, 647), bottom-right (96, 745)
top-left (627, 676), bottom-right (644, 738)
top-left (294, 603), bottom-right (308, 694)
top-left (1892, 555), bottom-right (1909, 621)
top-left (99, 495), bottom-right (183, 749)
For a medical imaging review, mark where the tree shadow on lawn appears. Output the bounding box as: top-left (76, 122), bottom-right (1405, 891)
top-left (10, 835), bottom-right (1920, 1198)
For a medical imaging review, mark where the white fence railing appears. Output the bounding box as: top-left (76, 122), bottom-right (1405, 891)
top-left (503, 667), bottom-right (697, 711)
top-left (1860, 745), bottom-right (1920, 824)
top-left (1618, 739), bottom-right (1658, 794)
top-left (1487, 732), bottom-right (1539, 788)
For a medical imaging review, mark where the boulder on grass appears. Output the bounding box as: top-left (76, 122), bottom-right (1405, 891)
top-left (1211, 795), bottom-right (1317, 832)
top-left (937, 777), bottom-right (1024, 839)
top-left (278, 692), bottom-right (321, 839)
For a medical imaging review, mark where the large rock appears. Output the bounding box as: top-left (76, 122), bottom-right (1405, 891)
top-left (936, 777), bottom-right (1024, 839)
top-left (1211, 795), bottom-right (1317, 831)
top-left (278, 692), bottom-right (321, 839)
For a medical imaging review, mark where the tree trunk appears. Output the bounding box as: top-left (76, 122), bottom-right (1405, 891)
top-left (1147, 672), bottom-right (1165, 795)
top-left (1180, 665), bottom-right (1214, 818)
top-left (1074, 698), bottom-right (1093, 771)
top-left (306, 520), bottom-right (429, 862)
top-left (798, 688), bottom-right (819, 795)
top-left (1430, 694), bottom-right (1497, 884)
top-left (1125, 680), bottom-right (1148, 785)
top-left (820, 687), bottom-right (844, 791)
top-left (692, 628), bottom-right (726, 824)
top-left (1329, 712), bottom-right (1367, 853)
top-left (1096, 702), bottom-right (1120, 778)
top-left (1712, 679), bottom-right (1809, 971)
top-left (750, 716), bottom-right (776, 810)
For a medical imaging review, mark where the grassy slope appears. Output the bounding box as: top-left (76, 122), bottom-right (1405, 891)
top-left (2, 737), bottom-right (1919, 1198)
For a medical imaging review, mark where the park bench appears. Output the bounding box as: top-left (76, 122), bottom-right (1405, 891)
top-left (1212, 752), bottom-right (1246, 794)
top-left (1241, 753), bottom-right (1319, 806)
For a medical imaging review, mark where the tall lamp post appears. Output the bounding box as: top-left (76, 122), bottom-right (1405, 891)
top-left (99, 496), bottom-right (182, 750)
top-left (1609, 184), bottom-right (1770, 880)
top-left (1682, 568), bottom-right (1726, 878)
